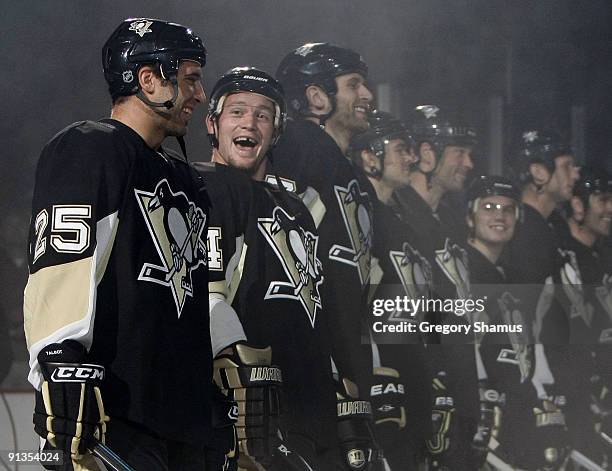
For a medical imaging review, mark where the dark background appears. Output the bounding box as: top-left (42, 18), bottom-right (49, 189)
top-left (1, 0), bottom-right (611, 365)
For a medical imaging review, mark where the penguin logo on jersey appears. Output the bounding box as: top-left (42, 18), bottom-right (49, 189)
top-left (435, 238), bottom-right (470, 300)
top-left (258, 206), bottom-right (323, 328)
top-left (596, 273), bottom-right (612, 323)
top-left (329, 180), bottom-right (372, 285)
top-left (558, 248), bottom-right (592, 326)
top-left (135, 179), bottom-right (207, 318)
top-left (497, 291), bottom-right (533, 382)
top-left (389, 242), bottom-right (432, 301)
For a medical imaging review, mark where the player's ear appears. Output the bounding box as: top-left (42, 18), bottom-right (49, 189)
top-left (138, 65), bottom-right (159, 95)
top-left (360, 149), bottom-right (378, 171)
top-left (466, 214), bottom-right (474, 230)
top-left (418, 142), bottom-right (436, 173)
top-left (305, 85), bottom-right (332, 115)
top-left (570, 196), bottom-right (585, 222)
top-left (205, 114), bottom-right (216, 135)
top-left (528, 162), bottom-right (550, 186)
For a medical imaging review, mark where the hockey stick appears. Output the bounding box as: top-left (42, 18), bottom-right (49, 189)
top-left (485, 451), bottom-right (527, 471)
top-left (568, 449), bottom-right (606, 471)
top-left (91, 440), bottom-right (135, 471)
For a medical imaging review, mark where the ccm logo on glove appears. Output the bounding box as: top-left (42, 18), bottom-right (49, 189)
top-left (47, 364), bottom-right (105, 383)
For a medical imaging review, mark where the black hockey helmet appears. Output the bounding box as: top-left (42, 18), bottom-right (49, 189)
top-left (207, 66), bottom-right (287, 148)
top-left (276, 42), bottom-right (368, 116)
top-left (350, 110), bottom-right (415, 163)
top-left (573, 166), bottom-right (612, 207)
top-left (102, 18), bottom-right (206, 105)
top-left (411, 105), bottom-right (477, 149)
top-left (510, 129), bottom-right (573, 184)
top-left (410, 105), bottom-right (477, 182)
top-left (466, 175), bottom-right (521, 218)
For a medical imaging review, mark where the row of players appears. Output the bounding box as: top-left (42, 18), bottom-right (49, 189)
top-left (23, 17), bottom-right (611, 471)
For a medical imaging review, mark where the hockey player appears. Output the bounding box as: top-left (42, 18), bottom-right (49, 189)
top-left (196, 66), bottom-right (336, 470)
top-left (563, 167), bottom-right (612, 343)
top-left (270, 43), bottom-right (384, 469)
top-left (502, 129), bottom-right (582, 470)
top-left (559, 167), bottom-right (612, 465)
top-left (391, 105), bottom-right (481, 470)
top-left (24, 19), bottom-right (212, 470)
top-left (463, 175), bottom-right (550, 470)
top-left (350, 110), bottom-right (433, 468)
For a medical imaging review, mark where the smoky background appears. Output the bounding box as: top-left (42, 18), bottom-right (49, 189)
top-left (1, 0), bottom-right (611, 373)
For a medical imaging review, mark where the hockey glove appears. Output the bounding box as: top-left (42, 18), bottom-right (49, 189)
top-left (591, 375), bottom-right (612, 450)
top-left (426, 372), bottom-right (455, 460)
top-left (33, 340), bottom-right (108, 469)
top-left (213, 343), bottom-right (283, 469)
top-left (471, 382), bottom-right (505, 468)
top-left (370, 367), bottom-right (406, 430)
top-left (205, 384), bottom-right (239, 471)
top-left (529, 396), bottom-right (569, 471)
top-left (336, 377), bottom-right (385, 470)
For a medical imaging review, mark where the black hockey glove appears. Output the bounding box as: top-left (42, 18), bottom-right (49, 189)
top-left (33, 340), bottom-right (108, 470)
top-left (529, 396), bottom-right (569, 471)
top-left (213, 343), bottom-right (283, 469)
top-left (426, 371), bottom-right (455, 462)
top-left (591, 374), bottom-right (612, 450)
top-left (205, 384), bottom-right (239, 471)
top-left (370, 367), bottom-right (406, 431)
top-left (471, 382), bottom-right (505, 468)
top-left (336, 377), bottom-right (385, 470)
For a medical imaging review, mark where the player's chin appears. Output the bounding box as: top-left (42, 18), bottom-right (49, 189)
top-left (166, 123), bottom-right (188, 138)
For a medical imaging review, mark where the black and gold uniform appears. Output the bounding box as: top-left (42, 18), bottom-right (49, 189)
top-left (200, 162), bottom-right (337, 466)
top-left (25, 119), bottom-right (213, 443)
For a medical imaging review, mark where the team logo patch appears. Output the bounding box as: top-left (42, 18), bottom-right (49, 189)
top-left (417, 104), bottom-right (439, 119)
top-left (135, 179), bottom-right (207, 318)
top-left (497, 291), bottom-right (532, 382)
top-left (346, 449), bottom-right (366, 469)
top-left (523, 130), bottom-right (538, 143)
top-left (558, 248), bottom-right (592, 325)
top-left (129, 20), bottom-right (153, 37)
top-left (329, 180), bottom-right (373, 285)
top-left (122, 71), bottom-right (133, 83)
top-left (258, 206), bottom-right (323, 328)
top-left (435, 238), bottom-right (470, 299)
top-left (390, 242), bottom-right (432, 301)
top-left (595, 273), bottom-right (612, 323)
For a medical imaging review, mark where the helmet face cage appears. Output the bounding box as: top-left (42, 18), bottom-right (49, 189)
top-left (467, 175), bottom-right (521, 220)
top-left (276, 42), bottom-right (368, 115)
top-left (102, 18), bottom-right (206, 100)
top-left (207, 67), bottom-right (287, 146)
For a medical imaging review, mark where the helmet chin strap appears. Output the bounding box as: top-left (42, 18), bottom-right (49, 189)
top-left (136, 77), bottom-right (190, 160)
top-left (299, 91), bottom-right (336, 129)
top-left (136, 72), bottom-right (179, 112)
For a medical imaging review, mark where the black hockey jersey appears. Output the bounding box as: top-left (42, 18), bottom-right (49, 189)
top-left (556, 230), bottom-right (612, 345)
top-left (467, 245), bottom-right (544, 468)
top-left (369, 200), bottom-right (433, 467)
top-left (266, 118), bottom-right (374, 392)
top-left (24, 119), bottom-right (212, 442)
top-left (198, 162), bottom-right (336, 451)
top-left (392, 184), bottom-right (480, 470)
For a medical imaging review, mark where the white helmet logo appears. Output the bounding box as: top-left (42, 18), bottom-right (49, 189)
top-left (523, 130), bottom-right (538, 143)
top-left (418, 105), bottom-right (439, 119)
top-left (129, 20), bottom-right (153, 37)
top-left (122, 71), bottom-right (134, 83)
top-left (295, 43), bottom-right (321, 57)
